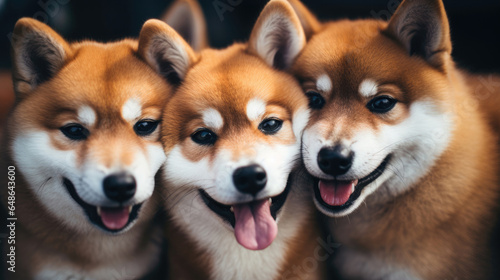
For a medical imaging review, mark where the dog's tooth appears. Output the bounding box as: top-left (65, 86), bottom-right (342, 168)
top-left (269, 198), bottom-right (272, 204)
top-left (128, 206), bottom-right (132, 214)
top-left (97, 207), bottom-right (102, 216)
top-left (230, 206), bottom-right (234, 212)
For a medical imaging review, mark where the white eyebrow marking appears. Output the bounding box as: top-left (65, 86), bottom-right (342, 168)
top-left (246, 98), bottom-right (267, 122)
top-left (77, 106), bottom-right (96, 126)
top-left (121, 98), bottom-right (142, 122)
top-left (316, 74), bottom-right (332, 92)
top-left (202, 108), bottom-right (224, 130)
top-left (359, 79), bottom-right (379, 98)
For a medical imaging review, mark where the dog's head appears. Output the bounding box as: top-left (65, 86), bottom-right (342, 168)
top-left (8, 18), bottom-right (175, 234)
top-left (149, 0), bottom-right (309, 250)
top-left (289, 0), bottom-right (455, 217)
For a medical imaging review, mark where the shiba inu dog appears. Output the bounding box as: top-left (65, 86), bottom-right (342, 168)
top-left (287, 0), bottom-right (500, 279)
top-left (141, 1), bottom-right (324, 279)
top-left (0, 1), bottom-right (207, 278)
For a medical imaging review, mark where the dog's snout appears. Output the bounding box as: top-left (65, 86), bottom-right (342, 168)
top-left (103, 172), bottom-right (136, 203)
top-left (317, 145), bottom-right (354, 176)
top-left (232, 164), bottom-right (267, 195)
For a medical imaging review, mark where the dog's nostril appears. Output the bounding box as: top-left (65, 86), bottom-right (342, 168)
top-left (233, 164), bottom-right (267, 195)
top-left (256, 172), bottom-right (266, 182)
top-left (103, 172), bottom-right (136, 203)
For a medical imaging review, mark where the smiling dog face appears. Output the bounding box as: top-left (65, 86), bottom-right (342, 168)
top-left (9, 18), bottom-right (173, 233)
top-left (161, 48), bottom-right (308, 250)
top-left (145, 0), bottom-right (310, 250)
top-left (290, 0), bottom-right (456, 217)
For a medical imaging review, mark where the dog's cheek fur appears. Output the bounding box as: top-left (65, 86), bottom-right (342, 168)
top-left (340, 100), bottom-right (454, 211)
top-left (256, 143), bottom-right (299, 198)
top-left (164, 144), bottom-right (214, 192)
top-left (301, 124), bottom-right (328, 178)
top-left (12, 131), bottom-right (90, 230)
top-left (375, 100), bottom-right (454, 197)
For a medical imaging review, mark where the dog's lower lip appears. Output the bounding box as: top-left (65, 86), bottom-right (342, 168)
top-left (63, 178), bottom-right (142, 233)
top-left (313, 155), bottom-right (392, 212)
top-left (199, 174), bottom-right (293, 228)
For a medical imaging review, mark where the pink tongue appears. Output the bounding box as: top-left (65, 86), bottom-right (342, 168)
top-left (319, 179), bottom-right (358, 206)
top-left (100, 207), bottom-right (130, 230)
top-left (233, 199), bottom-right (277, 250)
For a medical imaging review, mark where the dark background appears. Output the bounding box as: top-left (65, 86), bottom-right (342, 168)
top-left (0, 0), bottom-right (499, 73)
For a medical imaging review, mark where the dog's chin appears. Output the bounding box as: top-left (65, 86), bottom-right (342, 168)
top-left (311, 155), bottom-right (392, 217)
top-left (63, 178), bottom-right (143, 234)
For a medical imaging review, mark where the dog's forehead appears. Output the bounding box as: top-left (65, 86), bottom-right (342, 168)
top-left (51, 44), bottom-right (168, 109)
top-left (182, 79), bottom-right (287, 126)
top-left (21, 47), bottom-right (170, 128)
top-left (192, 97), bottom-right (273, 130)
top-left (173, 45), bottom-right (306, 131)
top-left (297, 20), bottom-right (410, 93)
top-left (312, 73), bottom-right (380, 99)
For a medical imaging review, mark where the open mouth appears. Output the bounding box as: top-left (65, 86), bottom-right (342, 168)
top-left (199, 175), bottom-right (292, 250)
top-left (63, 178), bottom-right (142, 233)
top-left (313, 155), bottom-right (391, 213)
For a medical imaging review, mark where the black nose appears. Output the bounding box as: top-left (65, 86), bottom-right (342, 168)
top-left (103, 172), bottom-right (136, 203)
top-left (317, 145), bottom-right (354, 176)
top-left (233, 164), bottom-right (267, 195)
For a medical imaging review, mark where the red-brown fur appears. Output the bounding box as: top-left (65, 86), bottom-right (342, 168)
top-left (162, 45), bottom-right (324, 280)
top-left (0, 18), bottom-right (172, 279)
top-left (143, 1), bottom-right (327, 279)
top-left (0, 71), bottom-right (14, 135)
top-left (289, 0), bottom-right (500, 278)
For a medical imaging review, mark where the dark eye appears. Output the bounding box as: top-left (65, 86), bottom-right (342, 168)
top-left (191, 129), bottom-right (217, 145)
top-left (134, 120), bottom-right (160, 136)
top-left (306, 91), bottom-right (325, 109)
top-left (367, 96), bottom-right (397, 113)
top-left (60, 124), bottom-right (89, 140)
top-left (258, 118), bottom-right (283, 135)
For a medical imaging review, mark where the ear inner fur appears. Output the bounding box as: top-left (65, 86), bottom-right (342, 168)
top-left (385, 0), bottom-right (452, 70)
top-left (247, 0), bottom-right (306, 70)
top-left (286, 0), bottom-right (322, 39)
top-left (161, 0), bottom-right (208, 52)
top-left (11, 18), bottom-right (73, 97)
top-left (138, 19), bottom-right (198, 85)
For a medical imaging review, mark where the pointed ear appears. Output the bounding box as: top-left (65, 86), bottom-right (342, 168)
top-left (248, 0), bottom-right (306, 70)
top-left (138, 19), bottom-right (197, 86)
top-left (10, 18), bottom-right (72, 96)
top-left (286, 0), bottom-right (321, 40)
top-left (386, 0), bottom-right (452, 70)
top-left (161, 0), bottom-right (208, 51)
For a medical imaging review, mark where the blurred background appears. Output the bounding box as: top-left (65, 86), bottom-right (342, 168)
top-left (0, 0), bottom-right (499, 119)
